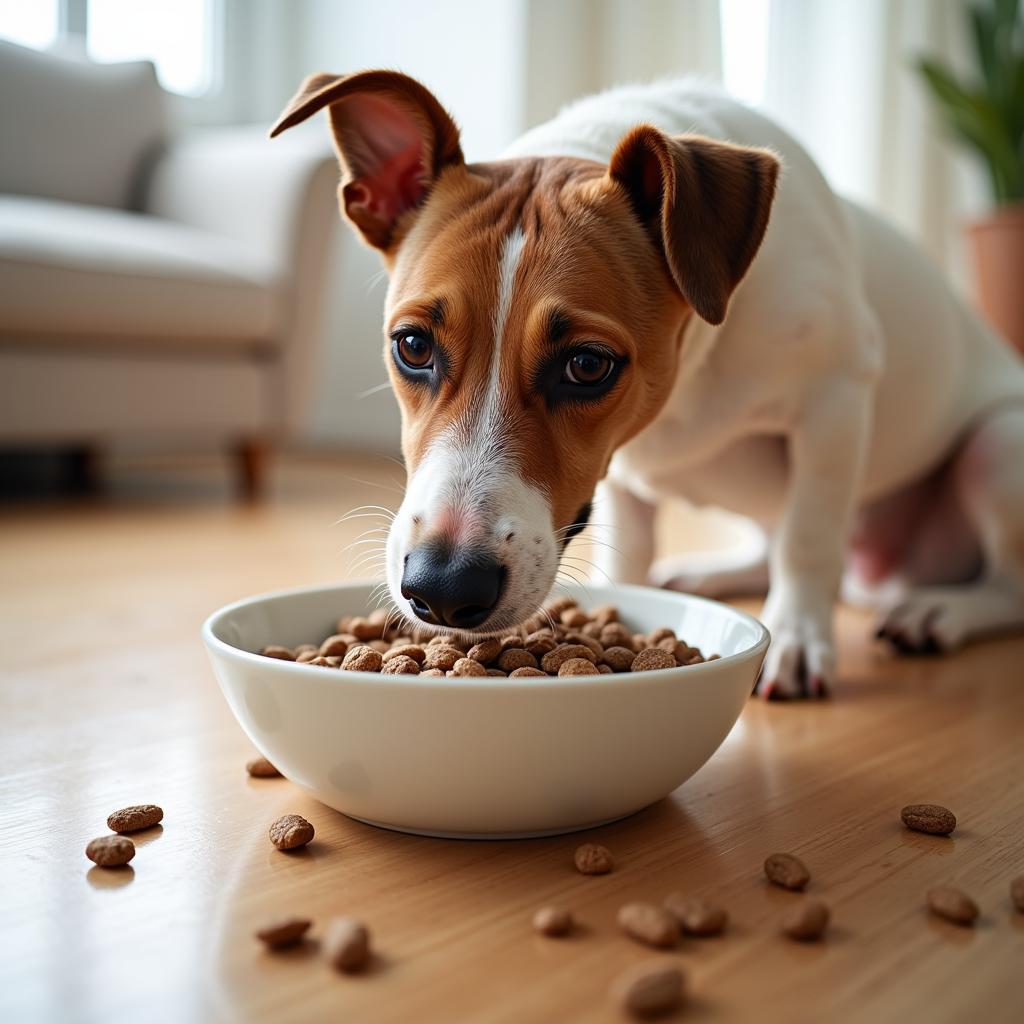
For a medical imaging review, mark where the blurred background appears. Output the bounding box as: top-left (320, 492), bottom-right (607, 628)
top-left (0, 0), bottom-right (1019, 503)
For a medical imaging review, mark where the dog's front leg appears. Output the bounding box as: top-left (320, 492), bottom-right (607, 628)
top-left (758, 380), bottom-right (873, 699)
top-left (589, 477), bottom-right (656, 585)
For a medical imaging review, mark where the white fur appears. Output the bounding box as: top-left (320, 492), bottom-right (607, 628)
top-left (510, 80), bottom-right (1024, 694)
top-left (387, 227), bottom-right (559, 634)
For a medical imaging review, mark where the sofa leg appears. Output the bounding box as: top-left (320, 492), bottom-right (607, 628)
top-left (234, 439), bottom-right (269, 500)
top-left (66, 445), bottom-right (102, 493)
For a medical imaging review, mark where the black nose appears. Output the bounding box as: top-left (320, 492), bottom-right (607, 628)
top-left (400, 543), bottom-right (505, 629)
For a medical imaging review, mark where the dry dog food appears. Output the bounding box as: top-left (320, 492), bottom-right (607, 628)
top-left (533, 905), bottom-right (574, 937)
top-left (269, 814), bottom-right (315, 851)
top-left (663, 894), bottom-right (728, 937)
top-left (324, 916), bottom-right (371, 972)
top-left (927, 886), bottom-right (979, 926)
top-left (901, 803), bottom-right (957, 836)
top-left (610, 961), bottom-right (685, 1019)
top-left (255, 917), bottom-right (312, 950)
top-left (86, 834), bottom-right (136, 868)
top-left (256, 597), bottom-right (714, 677)
top-left (1012, 876), bottom-right (1024, 913)
top-left (574, 842), bottom-right (615, 875)
top-left (782, 900), bottom-right (830, 941)
top-left (106, 804), bottom-right (163, 833)
top-left (246, 756), bottom-right (282, 778)
top-left (617, 902), bottom-right (680, 948)
top-left (764, 852), bottom-right (811, 891)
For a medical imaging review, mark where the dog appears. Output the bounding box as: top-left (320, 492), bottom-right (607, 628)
top-left (271, 71), bottom-right (1024, 698)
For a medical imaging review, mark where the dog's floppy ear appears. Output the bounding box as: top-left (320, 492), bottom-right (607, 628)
top-left (270, 70), bottom-right (464, 251)
top-left (609, 126), bottom-right (779, 325)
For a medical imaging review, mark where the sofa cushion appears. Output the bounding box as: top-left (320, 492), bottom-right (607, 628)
top-left (0, 196), bottom-right (284, 343)
top-left (0, 41), bottom-right (169, 210)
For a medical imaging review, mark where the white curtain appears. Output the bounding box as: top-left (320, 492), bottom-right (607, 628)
top-left (522, 0), bottom-right (723, 127)
top-left (518, 0), bottom-right (981, 284)
top-left (760, 0), bottom-right (984, 287)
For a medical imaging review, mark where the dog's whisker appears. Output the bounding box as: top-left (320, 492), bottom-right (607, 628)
top-left (347, 526), bottom-right (391, 544)
top-left (556, 567), bottom-right (593, 602)
top-left (343, 552), bottom-right (387, 574)
top-left (348, 552), bottom-right (387, 574)
top-left (356, 381), bottom-right (394, 400)
top-left (560, 553), bottom-right (616, 586)
top-left (339, 503), bottom-right (398, 519)
top-left (364, 266), bottom-right (389, 294)
top-left (339, 472), bottom-right (404, 494)
top-left (339, 535), bottom-right (389, 556)
top-left (342, 538), bottom-right (389, 552)
top-left (333, 506), bottom-right (397, 527)
top-left (539, 607), bottom-right (558, 633)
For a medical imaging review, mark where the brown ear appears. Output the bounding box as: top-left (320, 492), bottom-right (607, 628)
top-left (270, 70), bottom-right (464, 251)
top-left (609, 126), bottom-right (779, 325)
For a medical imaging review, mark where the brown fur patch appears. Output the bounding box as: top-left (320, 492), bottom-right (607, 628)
top-left (385, 157), bottom-right (688, 533)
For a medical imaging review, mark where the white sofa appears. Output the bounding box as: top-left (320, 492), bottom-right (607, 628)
top-left (0, 41), bottom-right (337, 496)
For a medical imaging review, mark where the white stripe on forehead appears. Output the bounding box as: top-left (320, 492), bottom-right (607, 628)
top-left (487, 226), bottom-right (527, 417)
top-left (494, 227), bottom-right (527, 352)
top-left (402, 226), bottom-right (532, 527)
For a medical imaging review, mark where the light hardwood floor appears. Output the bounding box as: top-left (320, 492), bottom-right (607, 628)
top-left (1, 454), bottom-right (1022, 1024)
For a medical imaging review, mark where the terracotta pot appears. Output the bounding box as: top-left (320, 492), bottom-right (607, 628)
top-left (967, 202), bottom-right (1024, 354)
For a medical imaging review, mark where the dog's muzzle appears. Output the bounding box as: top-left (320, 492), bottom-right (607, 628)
top-left (400, 540), bottom-right (506, 630)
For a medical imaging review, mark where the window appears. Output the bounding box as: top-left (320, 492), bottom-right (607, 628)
top-left (0, 0), bottom-right (59, 50)
top-left (720, 0), bottom-right (771, 108)
top-left (87, 0), bottom-right (218, 97)
top-left (0, 0), bottom-right (219, 98)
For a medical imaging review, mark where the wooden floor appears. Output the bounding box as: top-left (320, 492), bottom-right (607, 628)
top-left (1, 454), bottom-right (1022, 1024)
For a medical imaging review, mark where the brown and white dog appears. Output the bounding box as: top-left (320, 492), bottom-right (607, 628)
top-left (272, 71), bottom-right (1024, 698)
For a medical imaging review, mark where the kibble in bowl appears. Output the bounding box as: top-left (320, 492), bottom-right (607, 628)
top-left (203, 581), bottom-right (768, 838)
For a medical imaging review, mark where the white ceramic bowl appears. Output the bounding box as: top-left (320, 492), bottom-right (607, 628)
top-left (202, 581), bottom-right (769, 838)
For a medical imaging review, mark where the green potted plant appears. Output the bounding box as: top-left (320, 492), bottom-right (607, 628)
top-left (917, 0), bottom-right (1024, 352)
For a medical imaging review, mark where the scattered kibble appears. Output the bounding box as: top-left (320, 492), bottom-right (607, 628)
top-left (246, 757), bottom-right (282, 778)
top-left (106, 804), bottom-right (163, 833)
top-left (901, 804), bottom-right (956, 836)
top-left (610, 960), bottom-right (685, 1019)
top-left (664, 894), bottom-right (728, 936)
top-left (533, 905), bottom-right (574, 937)
top-left (86, 834), bottom-right (135, 868)
top-left (324, 916), bottom-right (371, 972)
top-left (255, 917), bottom-right (312, 950)
top-left (782, 900), bottom-right (830, 941)
top-left (617, 902), bottom-right (680, 948)
top-left (269, 814), bottom-right (315, 851)
top-left (764, 852), bottom-right (811, 891)
top-left (574, 843), bottom-right (615, 875)
top-left (927, 886), bottom-right (978, 926)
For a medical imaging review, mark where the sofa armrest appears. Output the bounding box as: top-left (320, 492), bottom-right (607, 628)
top-left (146, 126), bottom-right (339, 438)
top-left (145, 125), bottom-right (335, 267)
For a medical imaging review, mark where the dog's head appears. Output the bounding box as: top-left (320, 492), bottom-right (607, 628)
top-left (273, 71), bottom-right (778, 635)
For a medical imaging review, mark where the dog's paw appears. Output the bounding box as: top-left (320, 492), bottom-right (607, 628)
top-left (874, 584), bottom-right (1024, 654)
top-left (875, 595), bottom-right (948, 654)
top-left (756, 601), bottom-right (835, 700)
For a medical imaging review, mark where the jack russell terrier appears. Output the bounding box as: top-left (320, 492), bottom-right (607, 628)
top-left (272, 71), bottom-right (1024, 699)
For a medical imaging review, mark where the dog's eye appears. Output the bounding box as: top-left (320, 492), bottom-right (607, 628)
top-left (563, 349), bottom-right (614, 386)
top-left (396, 333), bottom-right (434, 370)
